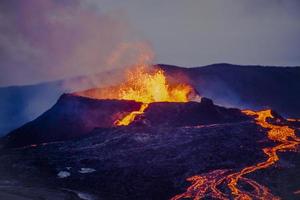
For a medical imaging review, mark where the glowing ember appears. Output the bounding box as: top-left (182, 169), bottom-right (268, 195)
top-left (171, 109), bottom-right (300, 200)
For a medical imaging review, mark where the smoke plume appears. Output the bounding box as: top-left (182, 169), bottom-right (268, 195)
top-left (0, 0), bottom-right (154, 87)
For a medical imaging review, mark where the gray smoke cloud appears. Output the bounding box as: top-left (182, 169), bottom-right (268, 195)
top-left (0, 0), bottom-right (152, 87)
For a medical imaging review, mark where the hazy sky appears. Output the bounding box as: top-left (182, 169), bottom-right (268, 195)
top-left (0, 0), bottom-right (300, 86)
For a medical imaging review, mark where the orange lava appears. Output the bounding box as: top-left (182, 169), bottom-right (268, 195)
top-left (115, 103), bottom-right (149, 126)
top-left (171, 109), bottom-right (300, 200)
top-left (114, 67), bottom-right (194, 126)
top-left (118, 67), bottom-right (192, 103)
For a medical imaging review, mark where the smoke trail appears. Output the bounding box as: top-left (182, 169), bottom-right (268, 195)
top-left (0, 0), bottom-right (154, 87)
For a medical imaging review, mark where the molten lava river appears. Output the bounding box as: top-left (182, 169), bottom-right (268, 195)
top-left (171, 109), bottom-right (300, 200)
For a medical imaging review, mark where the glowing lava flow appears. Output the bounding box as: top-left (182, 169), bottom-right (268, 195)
top-left (115, 103), bottom-right (149, 126)
top-left (171, 109), bottom-right (300, 200)
top-left (114, 67), bottom-right (193, 126)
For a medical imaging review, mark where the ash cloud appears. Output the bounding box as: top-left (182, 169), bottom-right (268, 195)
top-left (0, 0), bottom-right (152, 87)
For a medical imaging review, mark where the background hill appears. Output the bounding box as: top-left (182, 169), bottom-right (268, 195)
top-left (161, 63), bottom-right (300, 117)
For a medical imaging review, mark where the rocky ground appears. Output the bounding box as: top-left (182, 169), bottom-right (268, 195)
top-left (1, 121), bottom-right (299, 199)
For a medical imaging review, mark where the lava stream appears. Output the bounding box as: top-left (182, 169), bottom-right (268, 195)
top-left (115, 103), bottom-right (149, 126)
top-left (171, 109), bottom-right (300, 200)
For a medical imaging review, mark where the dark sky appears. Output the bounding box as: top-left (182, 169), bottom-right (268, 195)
top-left (0, 0), bottom-right (300, 86)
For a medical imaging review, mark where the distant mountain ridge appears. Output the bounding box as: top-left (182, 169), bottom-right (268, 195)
top-left (159, 63), bottom-right (300, 117)
top-left (1, 63), bottom-right (300, 136)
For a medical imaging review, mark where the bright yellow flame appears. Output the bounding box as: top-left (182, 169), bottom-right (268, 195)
top-left (119, 67), bottom-right (192, 103)
top-left (115, 66), bottom-right (193, 126)
top-left (75, 66), bottom-right (195, 126)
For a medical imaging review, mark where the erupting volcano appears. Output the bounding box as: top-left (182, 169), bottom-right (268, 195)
top-left (1, 0), bottom-right (300, 199)
top-left (61, 65), bottom-right (300, 199)
top-left (1, 64), bottom-right (300, 200)
top-left (115, 67), bottom-right (195, 125)
top-left (76, 66), bottom-right (197, 126)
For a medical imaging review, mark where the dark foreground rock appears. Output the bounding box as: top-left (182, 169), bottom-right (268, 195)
top-left (1, 122), bottom-right (299, 200)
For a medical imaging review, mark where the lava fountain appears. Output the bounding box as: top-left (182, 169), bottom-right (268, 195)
top-left (115, 66), bottom-right (195, 125)
top-left (75, 65), bottom-right (198, 126)
top-left (171, 109), bottom-right (300, 200)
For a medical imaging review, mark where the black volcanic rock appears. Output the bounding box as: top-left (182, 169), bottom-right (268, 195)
top-left (200, 97), bottom-right (214, 106)
top-left (3, 95), bottom-right (250, 148)
top-left (133, 99), bottom-right (249, 127)
top-left (1, 122), bottom-right (299, 199)
top-left (0, 123), bottom-right (270, 200)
